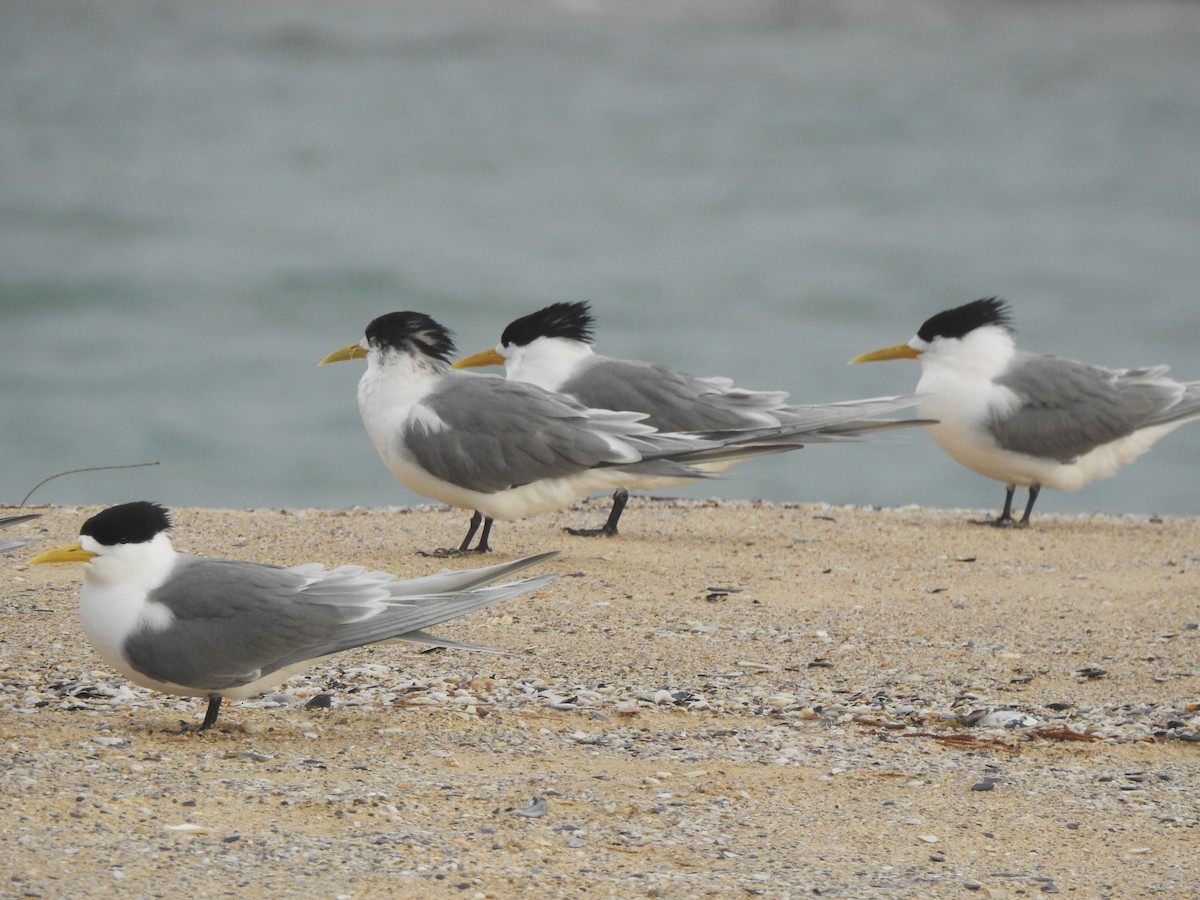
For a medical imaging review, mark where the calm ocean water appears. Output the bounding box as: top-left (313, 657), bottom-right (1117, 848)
top-left (3, 0), bottom-right (1200, 520)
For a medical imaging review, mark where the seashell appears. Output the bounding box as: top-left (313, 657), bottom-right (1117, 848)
top-left (165, 824), bottom-right (211, 835)
top-left (512, 797), bottom-right (548, 818)
top-left (977, 709), bottom-right (1039, 729)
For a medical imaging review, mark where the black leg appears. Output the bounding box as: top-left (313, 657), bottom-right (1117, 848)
top-left (997, 485), bottom-right (1016, 523)
top-left (1017, 484), bottom-right (1041, 526)
top-left (974, 484), bottom-right (1040, 528)
top-left (474, 516), bottom-right (494, 553)
top-left (199, 694), bottom-right (223, 731)
top-left (973, 485), bottom-right (1017, 527)
top-left (457, 510), bottom-right (484, 552)
top-left (424, 510), bottom-right (494, 557)
top-left (566, 489), bottom-right (628, 538)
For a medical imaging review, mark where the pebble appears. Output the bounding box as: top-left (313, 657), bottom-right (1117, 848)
top-left (91, 735), bottom-right (129, 747)
top-left (9, 502), bottom-right (1200, 898)
top-left (10, 663), bottom-right (1197, 747)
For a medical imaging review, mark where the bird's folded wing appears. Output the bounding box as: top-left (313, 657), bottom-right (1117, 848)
top-left (992, 354), bottom-right (1190, 460)
top-left (564, 356), bottom-right (790, 432)
top-left (125, 556), bottom-right (555, 691)
top-left (407, 377), bottom-right (658, 491)
top-left (264, 573), bottom-right (557, 675)
top-left (125, 559), bottom-right (340, 690)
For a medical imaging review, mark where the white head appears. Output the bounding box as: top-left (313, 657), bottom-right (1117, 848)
top-left (452, 301), bottom-right (596, 390)
top-left (853, 298), bottom-right (1017, 380)
top-left (30, 500), bottom-right (179, 594)
top-left (321, 311), bottom-right (458, 376)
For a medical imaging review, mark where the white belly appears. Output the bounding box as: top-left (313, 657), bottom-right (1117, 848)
top-left (918, 378), bottom-right (1188, 491)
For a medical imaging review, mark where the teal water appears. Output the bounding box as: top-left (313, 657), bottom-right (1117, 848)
top-left (4, 0), bottom-right (1200, 518)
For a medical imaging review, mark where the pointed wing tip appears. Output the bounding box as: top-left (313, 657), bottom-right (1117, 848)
top-left (520, 550), bottom-right (561, 565)
top-left (0, 513), bottom-right (41, 529)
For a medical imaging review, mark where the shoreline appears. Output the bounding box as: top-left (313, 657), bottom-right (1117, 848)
top-left (3, 500), bottom-right (1198, 897)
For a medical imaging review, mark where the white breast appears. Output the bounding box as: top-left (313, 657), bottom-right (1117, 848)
top-left (77, 535), bottom-right (177, 688)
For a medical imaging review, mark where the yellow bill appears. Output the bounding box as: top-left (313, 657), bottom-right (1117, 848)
top-left (452, 348), bottom-right (506, 369)
top-left (319, 343), bottom-right (367, 365)
top-left (850, 343), bottom-right (921, 363)
top-left (30, 541), bottom-right (97, 565)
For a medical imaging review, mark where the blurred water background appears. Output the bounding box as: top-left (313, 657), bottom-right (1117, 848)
top-left (4, 0), bottom-right (1200, 519)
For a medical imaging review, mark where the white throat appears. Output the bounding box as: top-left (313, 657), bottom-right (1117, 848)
top-left (916, 325), bottom-right (1017, 385)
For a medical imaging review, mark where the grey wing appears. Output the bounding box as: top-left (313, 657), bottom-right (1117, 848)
top-left (123, 557), bottom-right (358, 692)
top-left (1, 514), bottom-right (40, 528)
top-left (403, 374), bottom-right (654, 492)
top-left (264, 571), bottom-right (559, 673)
top-left (649, 396), bottom-right (930, 454)
top-left (991, 353), bottom-right (1194, 460)
top-left (0, 513), bottom-right (40, 552)
top-left (124, 554), bottom-right (558, 691)
top-left (385, 550), bottom-right (559, 597)
top-left (566, 359), bottom-right (930, 440)
top-left (563, 357), bottom-right (790, 432)
top-left (372, 551), bottom-right (563, 650)
top-left (773, 395), bottom-right (930, 439)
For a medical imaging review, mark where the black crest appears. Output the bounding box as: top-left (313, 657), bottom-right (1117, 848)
top-left (500, 301), bottom-right (594, 348)
top-left (365, 312), bottom-right (457, 364)
top-left (81, 501), bottom-right (172, 546)
top-left (917, 298), bottom-right (1013, 342)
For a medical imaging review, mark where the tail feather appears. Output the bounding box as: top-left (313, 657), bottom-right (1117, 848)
top-left (1148, 379), bottom-right (1200, 428)
top-left (262, 569), bottom-right (557, 676)
top-left (400, 629), bottom-right (503, 653)
top-left (386, 551), bottom-right (559, 597)
top-left (772, 394), bottom-right (928, 432)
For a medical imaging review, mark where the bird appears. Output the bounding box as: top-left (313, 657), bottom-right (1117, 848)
top-left (453, 300), bottom-right (930, 536)
top-left (851, 297), bottom-right (1200, 526)
top-left (29, 501), bottom-right (558, 730)
top-left (1, 513), bottom-right (41, 552)
top-left (321, 311), bottom-right (814, 554)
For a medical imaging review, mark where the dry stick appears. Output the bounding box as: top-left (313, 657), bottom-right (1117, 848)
top-left (19, 462), bottom-right (160, 507)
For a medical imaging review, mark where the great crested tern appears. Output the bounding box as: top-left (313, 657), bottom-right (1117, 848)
top-left (321, 311), bottom-right (810, 553)
top-left (852, 298), bottom-right (1200, 525)
top-left (30, 501), bottom-right (557, 730)
top-left (1, 513), bottom-right (41, 552)
top-left (454, 301), bottom-right (929, 536)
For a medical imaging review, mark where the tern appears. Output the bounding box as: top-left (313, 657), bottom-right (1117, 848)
top-left (322, 311), bottom-right (809, 553)
top-left (454, 301), bottom-right (929, 536)
top-left (1, 513), bottom-right (41, 552)
top-left (852, 298), bottom-right (1200, 525)
top-left (30, 501), bottom-right (558, 730)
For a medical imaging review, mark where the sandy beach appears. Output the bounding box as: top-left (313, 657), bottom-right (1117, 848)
top-left (2, 499), bottom-right (1198, 898)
